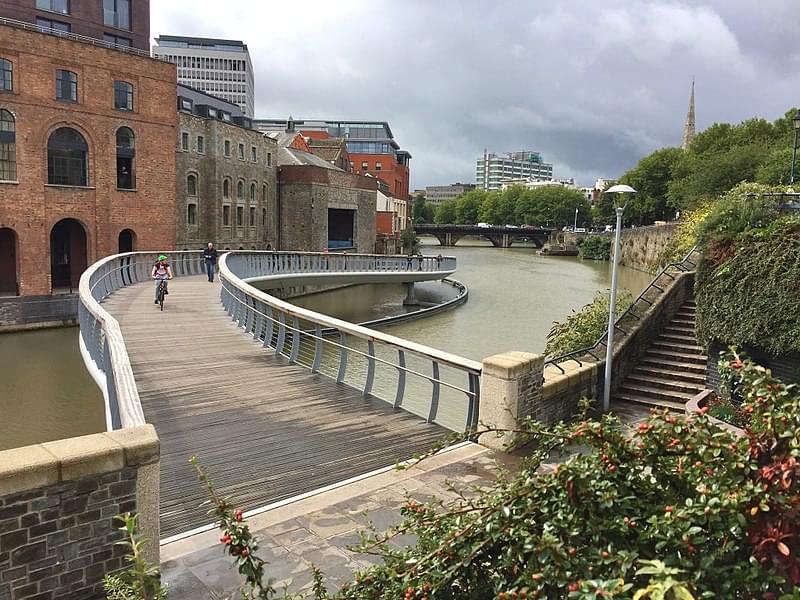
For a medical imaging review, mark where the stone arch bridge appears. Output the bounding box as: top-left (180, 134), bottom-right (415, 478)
top-left (415, 224), bottom-right (554, 248)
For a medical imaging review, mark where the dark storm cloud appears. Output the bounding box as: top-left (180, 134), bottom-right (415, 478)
top-left (152, 0), bottom-right (800, 188)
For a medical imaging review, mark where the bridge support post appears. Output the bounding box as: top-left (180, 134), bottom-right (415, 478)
top-left (478, 351), bottom-right (544, 451)
top-left (502, 234), bottom-right (510, 248)
top-left (402, 282), bottom-right (419, 306)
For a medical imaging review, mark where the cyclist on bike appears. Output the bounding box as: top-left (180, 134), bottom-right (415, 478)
top-left (151, 254), bottom-right (174, 304)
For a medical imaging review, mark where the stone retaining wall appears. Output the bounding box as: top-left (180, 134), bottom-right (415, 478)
top-left (611, 223), bottom-right (678, 273)
top-left (0, 425), bottom-right (159, 600)
top-left (0, 295), bottom-right (78, 332)
top-left (706, 341), bottom-right (800, 392)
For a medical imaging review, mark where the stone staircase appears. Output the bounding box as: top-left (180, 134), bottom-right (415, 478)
top-left (613, 299), bottom-right (707, 412)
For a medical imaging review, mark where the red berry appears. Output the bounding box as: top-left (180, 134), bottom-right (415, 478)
top-left (241, 547), bottom-right (250, 557)
top-left (665, 506), bottom-right (673, 513)
top-left (234, 509), bottom-right (244, 522)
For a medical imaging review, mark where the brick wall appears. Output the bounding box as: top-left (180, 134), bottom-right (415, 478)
top-left (175, 113), bottom-right (278, 251)
top-left (0, 22), bottom-right (176, 297)
top-left (0, 425), bottom-right (160, 600)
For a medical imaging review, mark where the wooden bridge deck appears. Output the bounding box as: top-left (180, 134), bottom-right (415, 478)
top-left (102, 276), bottom-right (448, 539)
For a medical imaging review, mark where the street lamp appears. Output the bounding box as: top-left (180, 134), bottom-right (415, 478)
top-left (602, 184), bottom-right (636, 413)
top-left (573, 206), bottom-right (579, 231)
top-left (790, 111), bottom-right (800, 184)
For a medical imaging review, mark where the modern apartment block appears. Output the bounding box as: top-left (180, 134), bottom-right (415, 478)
top-left (476, 150), bottom-right (553, 190)
top-left (255, 118), bottom-right (412, 203)
top-left (0, 19), bottom-right (176, 306)
top-left (425, 182), bottom-right (476, 204)
top-left (0, 0), bottom-right (149, 50)
top-left (153, 35), bottom-right (254, 118)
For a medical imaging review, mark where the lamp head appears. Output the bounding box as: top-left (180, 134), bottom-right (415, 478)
top-left (604, 184), bottom-right (636, 211)
top-left (793, 111), bottom-right (800, 130)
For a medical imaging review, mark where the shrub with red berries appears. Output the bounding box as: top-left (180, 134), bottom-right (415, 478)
top-left (330, 351), bottom-right (800, 599)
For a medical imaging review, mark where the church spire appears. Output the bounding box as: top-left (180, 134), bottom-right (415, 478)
top-left (681, 79), bottom-right (695, 151)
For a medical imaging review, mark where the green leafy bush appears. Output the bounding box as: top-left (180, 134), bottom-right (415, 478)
top-left (650, 202), bottom-right (712, 270)
top-left (330, 352), bottom-right (800, 599)
top-left (578, 235), bottom-right (611, 260)
top-left (103, 513), bottom-right (167, 600)
top-left (696, 182), bottom-right (784, 246)
top-left (696, 218), bottom-right (800, 354)
top-left (545, 290), bottom-right (633, 356)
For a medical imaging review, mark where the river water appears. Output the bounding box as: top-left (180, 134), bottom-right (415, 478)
top-left (0, 243), bottom-right (651, 450)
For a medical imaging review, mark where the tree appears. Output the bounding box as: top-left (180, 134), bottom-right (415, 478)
top-left (412, 194), bottom-right (435, 224)
top-left (515, 186), bottom-right (590, 228)
top-left (618, 147), bottom-right (682, 224)
top-left (434, 200), bottom-right (457, 224)
top-left (454, 190), bottom-right (486, 224)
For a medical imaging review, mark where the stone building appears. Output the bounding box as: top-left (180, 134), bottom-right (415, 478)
top-left (279, 165), bottom-right (377, 253)
top-left (0, 20), bottom-right (176, 302)
top-left (175, 85), bottom-right (277, 251)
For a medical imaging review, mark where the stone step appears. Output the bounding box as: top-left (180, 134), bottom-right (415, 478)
top-left (646, 348), bottom-right (707, 365)
top-left (675, 310), bottom-right (697, 319)
top-left (651, 340), bottom-right (705, 356)
top-left (683, 301), bottom-right (697, 307)
top-left (613, 394), bottom-right (686, 413)
top-left (670, 318), bottom-right (696, 327)
top-left (632, 365), bottom-right (707, 384)
top-left (658, 331), bottom-right (700, 345)
top-left (639, 355), bottom-right (707, 374)
top-left (617, 382), bottom-right (696, 404)
top-left (664, 325), bottom-right (696, 337)
top-left (625, 373), bottom-right (705, 395)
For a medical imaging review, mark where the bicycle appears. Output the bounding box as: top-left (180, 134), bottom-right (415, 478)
top-left (156, 279), bottom-right (168, 311)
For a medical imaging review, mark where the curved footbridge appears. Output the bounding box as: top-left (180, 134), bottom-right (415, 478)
top-left (78, 251), bottom-right (481, 539)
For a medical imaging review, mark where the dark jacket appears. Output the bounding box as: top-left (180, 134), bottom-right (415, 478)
top-left (203, 248), bottom-right (218, 263)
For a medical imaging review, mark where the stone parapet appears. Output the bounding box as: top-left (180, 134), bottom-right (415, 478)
top-left (0, 425), bottom-right (160, 600)
top-left (478, 352), bottom-right (544, 450)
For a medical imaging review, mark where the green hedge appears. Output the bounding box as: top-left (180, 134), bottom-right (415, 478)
top-left (696, 219), bottom-right (800, 354)
top-left (578, 235), bottom-right (612, 260)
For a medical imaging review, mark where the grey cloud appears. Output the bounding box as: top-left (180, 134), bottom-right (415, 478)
top-left (153, 0), bottom-right (800, 188)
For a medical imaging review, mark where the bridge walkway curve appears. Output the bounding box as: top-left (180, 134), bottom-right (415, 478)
top-left (102, 275), bottom-right (447, 539)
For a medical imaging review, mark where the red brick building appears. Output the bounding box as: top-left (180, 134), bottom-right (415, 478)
top-left (0, 0), bottom-right (150, 50)
top-left (0, 21), bottom-right (176, 297)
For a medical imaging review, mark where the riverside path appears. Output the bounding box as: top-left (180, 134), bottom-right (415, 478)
top-left (102, 275), bottom-right (449, 539)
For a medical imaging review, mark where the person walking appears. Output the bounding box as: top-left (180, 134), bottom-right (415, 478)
top-left (203, 242), bottom-right (218, 282)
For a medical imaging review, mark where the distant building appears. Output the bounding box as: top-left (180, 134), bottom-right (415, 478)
top-left (500, 178), bottom-right (575, 191)
top-left (255, 118), bottom-right (411, 203)
top-left (174, 85), bottom-right (277, 251)
top-left (681, 80), bottom-right (695, 151)
top-left (153, 35), bottom-right (255, 118)
top-left (306, 137), bottom-right (351, 172)
top-left (264, 125), bottom-right (377, 253)
top-left (0, 0), bottom-right (150, 50)
top-left (476, 150), bottom-right (553, 190)
top-left (0, 19), bottom-right (176, 301)
top-left (592, 178), bottom-right (618, 203)
top-left (425, 182), bottom-right (476, 204)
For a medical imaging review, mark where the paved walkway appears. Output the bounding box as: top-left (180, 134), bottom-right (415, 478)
top-left (160, 443), bottom-right (514, 598)
top-left (102, 276), bottom-right (448, 539)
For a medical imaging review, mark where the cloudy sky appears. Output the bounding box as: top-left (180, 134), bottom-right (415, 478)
top-left (152, 1), bottom-right (800, 189)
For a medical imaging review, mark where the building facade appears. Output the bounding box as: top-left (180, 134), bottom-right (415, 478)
top-left (425, 182), bottom-right (476, 204)
top-left (153, 35), bottom-right (254, 118)
top-left (0, 20), bottom-right (176, 298)
top-left (175, 86), bottom-right (277, 251)
top-left (0, 0), bottom-right (149, 50)
top-left (476, 150), bottom-right (553, 190)
top-left (255, 118), bottom-right (411, 205)
top-left (279, 166), bottom-right (377, 253)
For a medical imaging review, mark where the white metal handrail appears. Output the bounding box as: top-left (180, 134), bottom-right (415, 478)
top-left (219, 251), bottom-right (483, 432)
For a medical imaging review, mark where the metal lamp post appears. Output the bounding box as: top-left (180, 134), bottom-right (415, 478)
top-left (602, 184), bottom-right (636, 412)
top-left (790, 111), bottom-right (800, 184)
top-left (573, 206), bottom-right (579, 231)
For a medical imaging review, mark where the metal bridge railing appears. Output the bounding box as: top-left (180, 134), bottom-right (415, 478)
top-left (78, 251), bottom-right (205, 430)
top-left (219, 251), bottom-right (482, 433)
top-left (544, 245), bottom-right (701, 375)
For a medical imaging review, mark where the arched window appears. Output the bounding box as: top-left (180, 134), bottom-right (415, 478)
top-left (0, 109), bottom-right (16, 181)
top-left (48, 127), bottom-right (87, 186)
top-left (223, 178), bottom-right (230, 198)
top-left (249, 206), bottom-right (255, 227)
top-left (187, 173), bottom-right (197, 196)
top-left (250, 182), bottom-right (255, 202)
top-left (237, 180), bottom-right (243, 199)
top-left (262, 184), bottom-right (266, 203)
top-left (115, 127), bottom-right (135, 189)
top-left (0, 59), bottom-right (12, 92)
top-left (262, 208), bottom-right (266, 227)
top-left (187, 203), bottom-right (197, 225)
